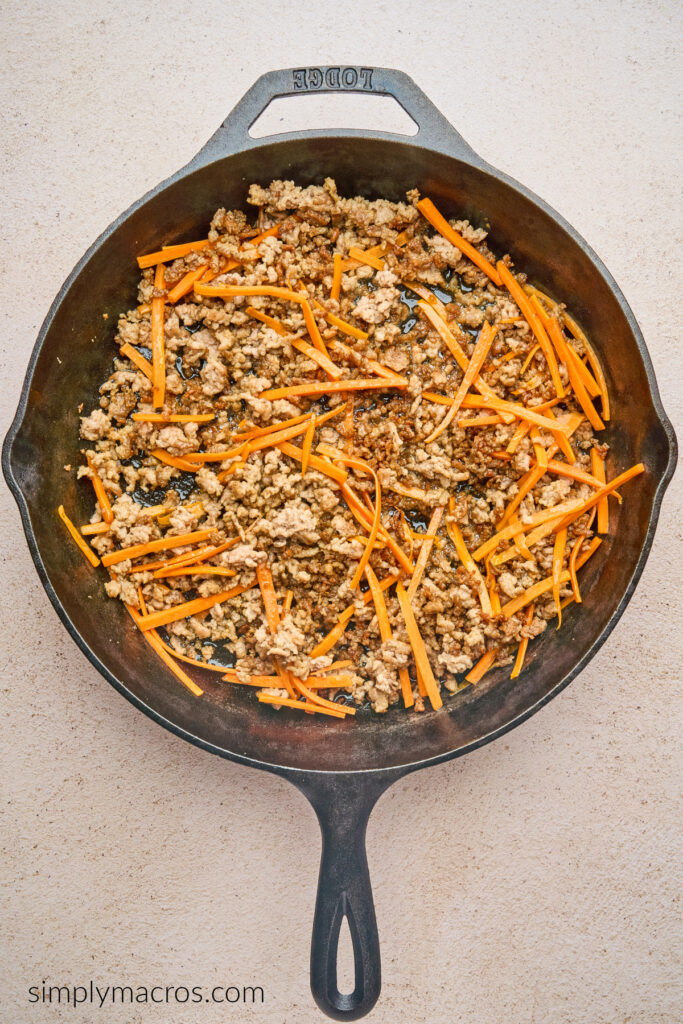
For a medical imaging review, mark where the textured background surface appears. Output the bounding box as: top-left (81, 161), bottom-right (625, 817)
top-left (1, 1), bottom-right (681, 1022)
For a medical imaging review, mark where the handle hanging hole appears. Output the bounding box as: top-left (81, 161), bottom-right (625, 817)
top-left (248, 93), bottom-right (418, 139)
top-left (336, 912), bottom-right (356, 996)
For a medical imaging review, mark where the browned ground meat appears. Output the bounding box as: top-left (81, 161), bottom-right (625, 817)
top-left (77, 178), bottom-right (606, 714)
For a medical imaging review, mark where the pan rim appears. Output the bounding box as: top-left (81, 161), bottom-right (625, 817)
top-left (3, 132), bottom-right (678, 778)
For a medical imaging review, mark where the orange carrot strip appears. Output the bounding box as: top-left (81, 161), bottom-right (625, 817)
top-left (591, 449), bottom-right (609, 533)
top-left (81, 521), bottom-right (110, 536)
top-left (312, 300), bottom-right (369, 341)
top-left (151, 263), bottom-right (166, 409)
top-left (57, 505), bottom-right (100, 567)
top-left (339, 482), bottom-right (414, 575)
top-left (496, 261), bottom-right (563, 397)
top-left (137, 584), bottom-right (253, 632)
top-left (126, 604), bottom-right (203, 696)
top-left (132, 413), bottom-right (215, 424)
top-left (564, 313), bottom-right (610, 419)
top-left (339, 244), bottom-right (386, 272)
top-left (86, 455), bottom-right (114, 523)
top-left (260, 378), bottom-right (405, 400)
top-left (244, 305), bottom-right (288, 335)
top-left (309, 573), bottom-right (399, 659)
top-left (291, 676), bottom-right (356, 716)
top-left (473, 498), bottom-right (585, 562)
top-left (502, 538), bottom-right (602, 618)
top-left (137, 539), bottom-right (237, 576)
top-left (137, 238), bottom-right (211, 269)
top-left (330, 253), bottom-right (343, 301)
top-left (407, 506), bottom-right (444, 599)
top-left (417, 197), bottom-right (502, 286)
top-left (541, 312), bottom-right (605, 431)
top-left (405, 281), bottom-right (449, 318)
top-left (545, 459), bottom-right (602, 488)
top-left (459, 414), bottom-right (504, 428)
top-left (510, 604), bottom-right (534, 679)
top-left (289, 336), bottom-right (343, 380)
top-left (155, 566), bottom-right (237, 579)
top-left (553, 463), bottom-right (644, 533)
top-left (255, 565), bottom-right (296, 698)
top-left (167, 265), bottom-right (209, 304)
top-left (276, 442), bottom-right (348, 485)
top-left (396, 582), bottom-right (442, 710)
top-left (256, 693), bottom-right (347, 718)
top-left (447, 509), bottom-right (493, 616)
top-left (119, 342), bottom-right (154, 380)
top-left (102, 528), bottom-right (213, 567)
top-left (347, 246), bottom-right (384, 271)
top-left (325, 452), bottom-right (382, 589)
top-left (465, 649), bottom-right (498, 684)
top-left (422, 391), bottom-right (569, 436)
top-left (568, 536), bottom-right (585, 603)
top-left (150, 448), bottom-right (199, 473)
top-left (552, 528), bottom-right (568, 627)
top-left (184, 444), bottom-right (246, 464)
top-left (425, 321), bottom-right (496, 444)
top-left (520, 344), bottom-right (541, 375)
top-left (498, 464), bottom-right (547, 527)
top-left (301, 415), bottom-right (315, 477)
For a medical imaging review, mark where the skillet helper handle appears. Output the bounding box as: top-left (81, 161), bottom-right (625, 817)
top-left (293, 773), bottom-right (396, 1021)
top-left (189, 65), bottom-right (481, 164)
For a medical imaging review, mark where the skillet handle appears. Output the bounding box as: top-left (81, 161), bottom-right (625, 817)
top-left (291, 771), bottom-right (399, 1021)
top-left (188, 65), bottom-right (481, 165)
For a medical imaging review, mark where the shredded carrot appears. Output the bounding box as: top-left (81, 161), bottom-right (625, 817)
top-left (552, 463), bottom-right (644, 533)
top-left (326, 452), bottom-right (382, 589)
top-left (256, 693), bottom-right (347, 718)
top-left (425, 321), bottom-right (496, 444)
top-left (244, 305), bottom-right (287, 335)
top-left (311, 299), bottom-right (369, 341)
top-left (417, 197), bottom-right (502, 286)
top-left (423, 392), bottom-right (571, 437)
top-left (155, 566), bottom-right (237, 579)
top-left (347, 246), bottom-right (384, 271)
top-left (289, 336), bottom-right (342, 379)
top-left (150, 448), bottom-right (199, 473)
top-left (447, 509), bottom-right (493, 616)
top-left (465, 649), bottom-right (498, 684)
top-left (136, 583), bottom-right (253, 632)
top-left (131, 413), bottom-right (215, 424)
top-left (568, 536), bottom-right (585, 603)
top-left (86, 455), bottom-right (114, 524)
top-left (407, 506), bottom-right (444, 599)
top-left (126, 603), bottom-right (203, 696)
top-left (81, 521), bottom-right (110, 536)
top-left (564, 313), bottom-right (610, 419)
top-left (166, 265), bottom-right (209, 304)
top-left (301, 415), bottom-right (315, 476)
top-left (137, 238), bottom-right (211, 269)
top-left (506, 420), bottom-right (533, 454)
top-left (260, 378), bottom-right (405, 401)
top-left (510, 604), bottom-right (534, 679)
top-left (460, 414), bottom-right (504, 428)
top-left (233, 405), bottom-right (343, 444)
top-left (498, 464), bottom-right (547, 527)
top-left (119, 342), bottom-right (154, 380)
top-left (396, 582), bottom-right (442, 710)
top-left (57, 505), bottom-right (100, 567)
top-left (330, 253), bottom-right (343, 301)
top-left (339, 481), bottom-right (414, 575)
top-left (520, 344), bottom-right (541, 375)
top-left (283, 589), bottom-right (294, 614)
top-left (501, 537), bottom-right (602, 618)
top-left (309, 573), bottom-right (399, 659)
top-left (552, 528), bottom-right (568, 627)
top-left (276, 441), bottom-right (348, 484)
top-left (496, 261), bottom-right (563, 398)
top-left (405, 281), bottom-right (449, 318)
top-left (541, 312), bottom-right (605, 431)
top-left (340, 243), bottom-right (386, 272)
top-left (545, 459), bottom-right (602, 488)
top-left (135, 539), bottom-right (238, 576)
top-left (591, 448), bottom-right (609, 533)
top-left (102, 527), bottom-right (213, 567)
top-left (184, 444), bottom-right (246, 464)
top-left (473, 497), bottom-right (584, 562)
top-left (291, 675), bottom-right (356, 716)
top-left (255, 565), bottom-right (296, 698)
top-left (151, 263), bottom-right (166, 409)
top-left (492, 512), bottom-right (568, 568)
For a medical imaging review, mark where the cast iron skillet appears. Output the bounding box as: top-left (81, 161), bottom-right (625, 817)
top-left (3, 67), bottom-right (677, 1020)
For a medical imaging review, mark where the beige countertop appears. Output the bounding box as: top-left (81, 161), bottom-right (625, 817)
top-left (1, 2), bottom-right (681, 1022)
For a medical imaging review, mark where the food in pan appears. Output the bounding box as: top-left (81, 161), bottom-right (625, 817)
top-left (60, 179), bottom-right (644, 717)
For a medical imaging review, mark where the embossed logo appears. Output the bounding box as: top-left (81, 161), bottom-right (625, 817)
top-left (292, 67), bottom-right (374, 91)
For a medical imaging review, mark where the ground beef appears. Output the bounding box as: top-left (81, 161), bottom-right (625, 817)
top-left (74, 179), bottom-right (609, 715)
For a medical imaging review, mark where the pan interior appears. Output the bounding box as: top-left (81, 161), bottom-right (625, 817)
top-left (7, 136), bottom-right (672, 772)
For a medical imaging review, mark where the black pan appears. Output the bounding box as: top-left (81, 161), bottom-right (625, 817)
top-left (3, 67), bottom-right (676, 1020)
